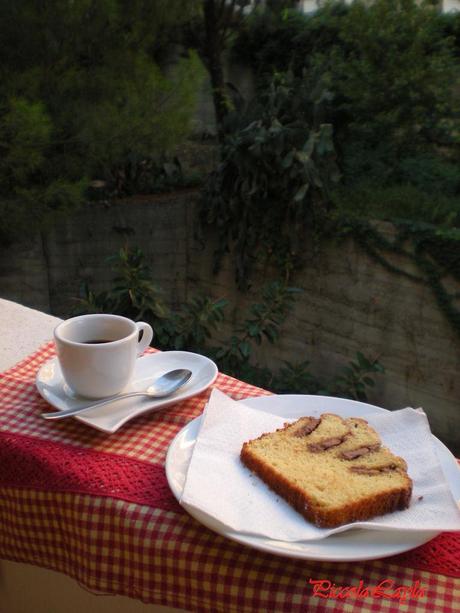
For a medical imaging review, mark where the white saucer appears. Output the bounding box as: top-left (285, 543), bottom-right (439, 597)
top-left (36, 351), bottom-right (218, 433)
top-left (166, 394), bottom-right (460, 561)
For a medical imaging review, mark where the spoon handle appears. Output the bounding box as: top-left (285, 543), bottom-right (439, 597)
top-left (41, 391), bottom-right (149, 420)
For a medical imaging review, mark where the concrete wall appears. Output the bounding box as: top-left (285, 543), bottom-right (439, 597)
top-left (0, 192), bottom-right (458, 454)
top-left (0, 191), bottom-right (195, 318)
top-left (44, 192), bottom-right (192, 316)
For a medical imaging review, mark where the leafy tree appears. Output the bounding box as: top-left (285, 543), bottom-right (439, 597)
top-left (327, 0), bottom-right (459, 149)
top-left (321, 0), bottom-right (460, 210)
top-left (188, 1), bottom-right (303, 139)
top-left (0, 0), bottom-right (204, 242)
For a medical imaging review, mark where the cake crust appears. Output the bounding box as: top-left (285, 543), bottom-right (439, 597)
top-left (240, 413), bottom-right (412, 528)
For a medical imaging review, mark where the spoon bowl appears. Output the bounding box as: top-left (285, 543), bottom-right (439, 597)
top-left (146, 368), bottom-right (192, 397)
top-left (41, 368), bottom-right (192, 420)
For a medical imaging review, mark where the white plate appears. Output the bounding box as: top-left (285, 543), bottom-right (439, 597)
top-left (166, 394), bottom-right (460, 561)
top-left (36, 351), bottom-right (218, 433)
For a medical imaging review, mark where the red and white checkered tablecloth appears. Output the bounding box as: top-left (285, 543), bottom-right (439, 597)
top-left (0, 343), bottom-right (459, 612)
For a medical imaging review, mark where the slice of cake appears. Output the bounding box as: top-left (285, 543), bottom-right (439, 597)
top-left (240, 413), bottom-right (412, 528)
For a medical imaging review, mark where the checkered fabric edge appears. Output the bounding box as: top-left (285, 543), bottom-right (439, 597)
top-left (1, 489), bottom-right (459, 613)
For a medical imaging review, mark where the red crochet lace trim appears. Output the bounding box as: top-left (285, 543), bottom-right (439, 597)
top-left (388, 531), bottom-right (460, 578)
top-left (0, 430), bottom-right (181, 514)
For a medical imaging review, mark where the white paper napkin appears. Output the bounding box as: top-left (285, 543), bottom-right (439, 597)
top-left (181, 388), bottom-right (460, 541)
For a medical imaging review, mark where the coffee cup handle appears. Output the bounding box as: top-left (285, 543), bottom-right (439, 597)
top-left (136, 322), bottom-right (154, 355)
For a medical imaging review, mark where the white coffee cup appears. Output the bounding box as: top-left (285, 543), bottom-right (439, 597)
top-left (54, 314), bottom-right (154, 398)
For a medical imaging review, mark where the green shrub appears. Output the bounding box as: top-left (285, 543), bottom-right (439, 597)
top-left (200, 73), bottom-right (340, 287)
top-left (332, 182), bottom-right (460, 227)
top-left (272, 352), bottom-right (384, 402)
top-left (397, 153), bottom-right (460, 197)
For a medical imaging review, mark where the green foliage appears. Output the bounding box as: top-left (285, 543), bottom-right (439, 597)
top-left (272, 360), bottom-right (320, 395)
top-left (0, 0), bottom-right (204, 242)
top-left (272, 352), bottom-right (384, 402)
top-left (325, 0), bottom-right (458, 147)
top-left (235, 0), bottom-right (459, 142)
top-left (332, 182), bottom-right (460, 228)
top-left (70, 52), bottom-right (203, 174)
top-left (232, 1), bottom-right (460, 214)
top-left (171, 295), bottom-right (228, 352)
top-left (214, 282), bottom-right (302, 377)
top-left (398, 153), bottom-right (460, 197)
top-left (232, 2), bottom-right (349, 78)
top-left (74, 246), bottom-right (227, 351)
top-left (327, 2), bottom-right (460, 225)
top-left (74, 246), bottom-right (383, 400)
top-left (438, 10), bottom-right (460, 57)
top-left (102, 248), bottom-right (170, 321)
top-left (200, 73), bottom-right (340, 287)
top-left (0, 98), bottom-right (51, 185)
top-left (75, 247), bottom-right (173, 347)
top-left (328, 352), bottom-right (384, 402)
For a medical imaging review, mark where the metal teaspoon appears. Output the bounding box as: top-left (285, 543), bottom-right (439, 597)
top-left (41, 368), bottom-right (192, 420)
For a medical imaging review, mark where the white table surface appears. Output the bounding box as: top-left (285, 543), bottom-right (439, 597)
top-left (0, 298), bottom-right (186, 613)
top-left (0, 298), bottom-right (61, 371)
